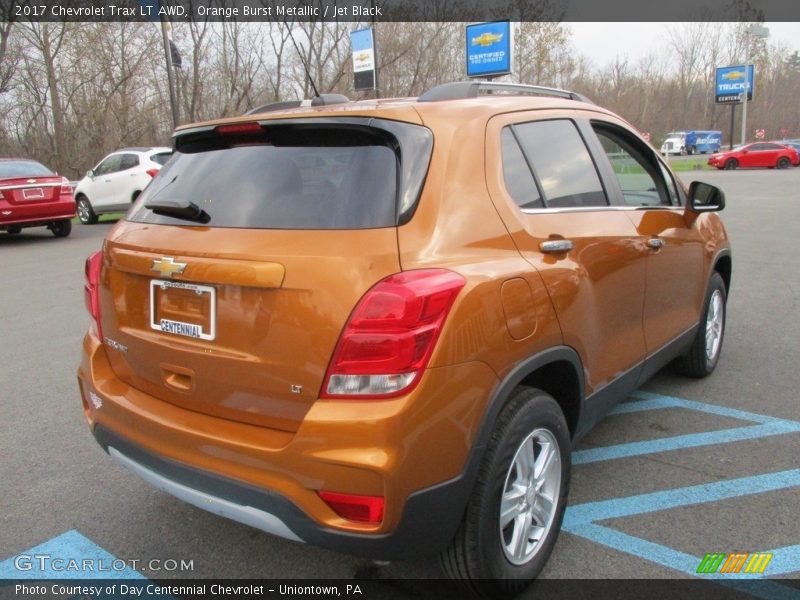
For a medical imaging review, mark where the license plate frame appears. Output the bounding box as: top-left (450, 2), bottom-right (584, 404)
top-left (149, 280), bottom-right (216, 341)
top-left (22, 187), bottom-right (44, 200)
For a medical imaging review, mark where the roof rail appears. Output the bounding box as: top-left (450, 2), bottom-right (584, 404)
top-left (310, 93), bottom-right (351, 106)
top-left (418, 81), bottom-right (593, 104)
top-left (244, 100), bottom-right (304, 115)
top-left (244, 93), bottom-right (351, 115)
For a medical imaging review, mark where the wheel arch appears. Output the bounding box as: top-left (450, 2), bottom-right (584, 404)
top-left (481, 347), bottom-right (585, 446)
top-left (713, 250), bottom-right (732, 293)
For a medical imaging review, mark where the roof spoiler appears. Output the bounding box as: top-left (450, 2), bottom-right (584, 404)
top-left (244, 94), bottom-right (351, 115)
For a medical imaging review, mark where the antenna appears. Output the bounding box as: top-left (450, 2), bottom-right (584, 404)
top-left (282, 20), bottom-right (321, 99)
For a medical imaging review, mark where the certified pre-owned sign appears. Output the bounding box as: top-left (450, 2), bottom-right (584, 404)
top-left (715, 64), bottom-right (755, 104)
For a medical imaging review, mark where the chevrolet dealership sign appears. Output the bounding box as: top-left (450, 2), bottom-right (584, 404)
top-left (715, 65), bottom-right (755, 104)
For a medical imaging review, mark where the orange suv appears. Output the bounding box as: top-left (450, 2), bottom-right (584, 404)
top-left (78, 81), bottom-right (730, 595)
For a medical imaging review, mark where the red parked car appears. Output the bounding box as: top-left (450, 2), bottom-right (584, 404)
top-left (0, 158), bottom-right (76, 237)
top-left (707, 142), bottom-right (800, 170)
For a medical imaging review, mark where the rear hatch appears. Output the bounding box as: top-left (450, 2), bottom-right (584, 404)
top-left (98, 116), bottom-right (432, 432)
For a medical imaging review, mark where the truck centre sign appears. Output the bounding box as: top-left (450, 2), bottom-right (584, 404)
top-left (715, 65), bottom-right (755, 104)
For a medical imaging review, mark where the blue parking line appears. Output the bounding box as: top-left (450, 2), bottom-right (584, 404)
top-left (573, 420), bottom-right (800, 464)
top-left (0, 530), bottom-right (143, 579)
top-left (577, 391), bottom-right (800, 465)
top-left (629, 391), bottom-right (792, 425)
top-left (565, 469), bottom-right (800, 525)
top-left (564, 523), bottom-right (800, 598)
top-left (565, 393), bottom-right (800, 588)
top-left (610, 395), bottom-right (686, 415)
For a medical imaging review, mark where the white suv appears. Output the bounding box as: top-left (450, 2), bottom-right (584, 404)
top-left (74, 147), bottom-right (172, 224)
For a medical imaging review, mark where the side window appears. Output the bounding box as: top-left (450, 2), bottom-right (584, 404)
top-left (95, 155), bottom-right (122, 176)
top-left (500, 128), bottom-right (544, 209)
top-left (593, 124), bottom-right (675, 207)
top-left (119, 154), bottom-right (140, 170)
top-left (512, 120), bottom-right (607, 208)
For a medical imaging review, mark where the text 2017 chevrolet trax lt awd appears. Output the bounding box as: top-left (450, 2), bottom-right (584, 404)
top-left (78, 82), bottom-right (731, 596)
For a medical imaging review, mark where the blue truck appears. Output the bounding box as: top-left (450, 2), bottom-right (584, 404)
top-left (660, 130), bottom-right (722, 155)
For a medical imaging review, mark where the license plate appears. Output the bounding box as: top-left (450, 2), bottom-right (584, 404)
top-left (22, 187), bottom-right (44, 200)
top-left (150, 280), bottom-right (216, 340)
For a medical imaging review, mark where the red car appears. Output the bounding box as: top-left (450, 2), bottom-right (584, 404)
top-left (0, 158), bottom-right (76, 237)
top-left (707, 142), bottom-right (800, 170)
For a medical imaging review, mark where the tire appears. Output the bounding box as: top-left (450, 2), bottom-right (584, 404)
top-left (724, 158), bottom-right (738, 170)
top-left (439, 387), bottom-right (570, 598)
top-left (76, 196), bottom-right (98, 225)
top-left (674, 272), bottom-right (727, 378)
top-left (132, 190), bottom-right (141, 203)
top-left (6, 225), bottom-right (22, 235)
top-left (777, 157), bottom-right (790, 169)
top-left (50, 219), bottom-right (72, 238)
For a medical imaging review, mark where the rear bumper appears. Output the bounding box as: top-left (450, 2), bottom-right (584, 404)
top-left (78, 330), bottom-right (499, 559)
top-left (92, 424), bottom-right (481, 559)
top-left (0, 198), bottom-right (75, 226)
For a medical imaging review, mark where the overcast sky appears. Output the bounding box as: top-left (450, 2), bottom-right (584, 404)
top-left (566, 22), bottom-right (800, 68)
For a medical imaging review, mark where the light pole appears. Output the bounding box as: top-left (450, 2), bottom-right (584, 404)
top-left (740, 24), bottom-right (769, 146)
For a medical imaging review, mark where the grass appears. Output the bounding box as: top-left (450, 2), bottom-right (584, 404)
top-left (664, 158), bottom-right (715, 172)
top-left (72, 212), bottom-right (125, 225)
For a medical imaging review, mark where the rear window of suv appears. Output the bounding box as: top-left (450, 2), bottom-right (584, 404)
top-left (129, 120), bottom-right (431, 230)
top-left (150, 152), bottom-right (172, 166)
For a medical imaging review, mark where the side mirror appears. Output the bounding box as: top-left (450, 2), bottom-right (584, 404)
top-left (688, 181), bottom-right (725, 212)
top-left (86, 169), bottom-right (95, 179)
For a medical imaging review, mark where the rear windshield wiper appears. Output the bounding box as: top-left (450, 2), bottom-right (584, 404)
top-left (145, 199), bottom-right (210, 224)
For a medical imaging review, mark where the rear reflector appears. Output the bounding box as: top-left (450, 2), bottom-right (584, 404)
top-left (215, 122), bottom-right (263, 136)
top-left (321, 269), bottom-right (465, 399)
top-left (318, 491), bottom-right (384, 524)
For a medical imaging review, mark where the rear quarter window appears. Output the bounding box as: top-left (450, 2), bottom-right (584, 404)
top-left (509, 120), bottom-right (607, 209)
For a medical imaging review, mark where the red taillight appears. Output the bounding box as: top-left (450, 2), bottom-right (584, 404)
top-left (321, 269), bottom-right (466, 399)
top-left (215, 122), bottom-right (263, 136)
top-left (60, 177), bottom-right (72, 195)
top-left (318, 491), bottom-right (384, 524)
top-left (145, 168), bottom-right (160, 178)
top-left (84, 251), bottom-right (103, 337)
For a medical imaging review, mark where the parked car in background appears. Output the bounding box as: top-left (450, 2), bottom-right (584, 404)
top-left (0, 158), bottom-right (76, 237)
top-left (74, 147), bottom-right (172, 224)
top-left (775, 139), bottom-right (800, 158)
top-left (707, 142), bottom-right (800, 170)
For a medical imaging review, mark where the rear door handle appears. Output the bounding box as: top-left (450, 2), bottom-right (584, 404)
top-left (647, 238), bottom-right (664, 250)
top-left (539, 239), bottom-right (574, 253)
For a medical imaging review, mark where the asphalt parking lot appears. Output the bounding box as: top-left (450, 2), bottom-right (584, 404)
top-left (1, 169), bottom-right (799, 595)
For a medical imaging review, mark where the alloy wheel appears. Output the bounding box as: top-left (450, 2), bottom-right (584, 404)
top-left (499, 428), bottom-right (561, 565)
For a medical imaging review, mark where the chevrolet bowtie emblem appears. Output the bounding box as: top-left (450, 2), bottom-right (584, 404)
top-left (151, 257), bottom-right (187, 278)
